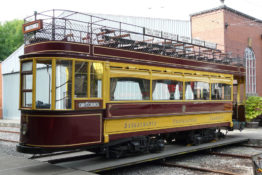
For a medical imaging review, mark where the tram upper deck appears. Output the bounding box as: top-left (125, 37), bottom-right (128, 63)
top-left (21, 10), bottom-right (245, 77)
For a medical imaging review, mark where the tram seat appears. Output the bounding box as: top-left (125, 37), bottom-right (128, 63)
top-left (63, 33), bottom-right (74, 41)
top-left (36, 101), bottom-right (51, 109)
top-left (29, 37), bottom-right (49, 44)
top-left (82, 33), bottom-right (91, 43)
top-left (111, 33), bottom-right (130, 39)
top-left (96, 29), bottom-right (116, 36)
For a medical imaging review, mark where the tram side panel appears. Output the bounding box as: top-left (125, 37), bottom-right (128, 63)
top-left (19, 111), bottom-right (102, 153)
top-left (103, 102), bottom-right (233, 142)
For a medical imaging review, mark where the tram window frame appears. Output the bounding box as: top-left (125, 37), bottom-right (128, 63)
top-left (35, 60), bottom-right (52, 109)
top-left (110, 77), bottom-right (150, 101)
top-left (152, 80), bottom-right (183, 100)
top-left (211, 83), bottom-right (232, 100)
top-left (185, 81), bottom-right (210, 100)
top-left (74, 61), bottom-right (88, 98)
top-left (21, 61), bottom-right (33, 108)
top-left (55, 60), bottom-right (73, 110)
top-left (90, 62), bottom-right (103, 98)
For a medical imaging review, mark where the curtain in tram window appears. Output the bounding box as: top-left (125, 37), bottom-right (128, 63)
top-left (110, 78), bottom-right (117, 100)
top-left (138, 79), bottom-right (150, 100)
top-left (185, 84), bottom-right (194, 100)
top-left (168, 83), bottom-right (175, 100)
top-left (152, 80), bottom-right (157, 95)
top-left (174, 84), bottom-right (180, 100)
top-left (190, 82), bottom-right (194, 90)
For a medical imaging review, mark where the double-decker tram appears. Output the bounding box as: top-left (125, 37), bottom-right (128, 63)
top-left (17, 10), bottom-right (246, 157)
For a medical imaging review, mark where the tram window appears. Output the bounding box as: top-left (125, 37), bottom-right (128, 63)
top-left (75, 61), bottom-right (88, 98)
top-left (35, 60), bottom-right (52, 109)
top-left (152, 80), bottom-right (183, 100)
top-left (90, 63), bottom-right (103, 98)
top-left (22, 74), bottom-right (33, 90)
top-left (21, 74), bottom-right (33, 107)
top-left (22, 62), bottom-right (32, 72)
top-left (56, 60), bottom-right (72, 109)
top-left (185, 81), bottom-right (210, 100)
top-left (211, 83), bottom-right (231, 100)
top-left (110, 78), bottom-right (150, 101)
top-left (21, 61), bottom-right (33, 108)
top-left (22, 92), bottom-right (32, 107)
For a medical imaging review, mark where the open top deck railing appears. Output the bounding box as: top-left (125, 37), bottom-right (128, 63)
top-left (23, 9), bottom-right (245, 67)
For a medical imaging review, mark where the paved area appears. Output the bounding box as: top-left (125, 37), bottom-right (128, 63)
top-left (0, 152), bottom-right (96, 175)
top-left (0, 119), bottom-right (20, 127)
top-left (229, 127), bottom-right (262, 140)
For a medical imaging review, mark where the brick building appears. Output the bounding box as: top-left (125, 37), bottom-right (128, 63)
top-left (191, 5), bottom-right (262, 97)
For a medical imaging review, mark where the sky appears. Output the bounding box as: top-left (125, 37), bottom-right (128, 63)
top-left (0, 0), bottom-right (262, 23)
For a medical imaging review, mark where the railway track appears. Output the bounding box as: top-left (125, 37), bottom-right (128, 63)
top-left (0, 125), bottom-right (260, 175)
top-left (52, 136), bottom-right (248, 173)
top-left (0, 129), bottom-right (261, 175)
top-left (100, 141), bottom-right (262, 175)
top-left (159, 144), bottom-right (262, 175)
top-left (0, 126), bottom-right (20, 143)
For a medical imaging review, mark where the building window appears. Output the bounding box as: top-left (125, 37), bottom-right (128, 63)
top-left (245, 48), bottom-right (256, 95)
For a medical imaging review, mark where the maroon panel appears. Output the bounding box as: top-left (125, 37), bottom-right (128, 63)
top-left (109, 122), bottom-right (230, 141)
top-left (107, 103), bottom-right (152, 117)
top-left (20, 112), bottom-right (101, 147)
top-left (94, 46), bottom-right (244, 74)
top-left (186, 102), bottom-right (226, 112)
top-left (107, 102), bottom-right (232, 118)
top-left (24, 42), bottom-right (90, 54)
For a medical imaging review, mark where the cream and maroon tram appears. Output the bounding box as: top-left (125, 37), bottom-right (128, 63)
top-left (17, 10), bottom-right (246, 157)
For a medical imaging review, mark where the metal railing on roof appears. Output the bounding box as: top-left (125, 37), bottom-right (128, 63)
top-left (24, 9), bottom-right (245, 66)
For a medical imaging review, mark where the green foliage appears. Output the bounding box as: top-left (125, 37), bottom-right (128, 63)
top-left (245, 96), bottom-right (262, 122)
top-left (0, 19), bottom-right (24, 61)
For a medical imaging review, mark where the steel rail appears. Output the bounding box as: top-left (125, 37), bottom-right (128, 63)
top-left (241, 144), bottom-right (262, 149)
top-left (162, 162), bottom-right (239, 175)
top-left (209, 151), bottom-right (252, 159)
top-left (0, 130), bottom-right (20, 134)
top-left (0, 138), bottom-right (19, 143)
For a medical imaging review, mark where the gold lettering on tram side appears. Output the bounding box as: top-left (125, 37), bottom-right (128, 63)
top-left (124, 121), bottom-right (157, 129)
top-left (173, 118), bottom-right (197, 124)
top-left (209, 115), bottom-right (224, 121)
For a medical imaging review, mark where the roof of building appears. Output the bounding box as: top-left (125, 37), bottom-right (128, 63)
top-left (190, 5), bottom-right (262, 23)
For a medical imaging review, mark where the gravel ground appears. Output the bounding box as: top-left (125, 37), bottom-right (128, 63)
top-left (101, 163), bottom-right (219, 175)
top-left (0, 126), bottom-right (31, 158)
top-left (0, 141), bottom-right (31, 158)
top-left (215, 145), bottom-right (262, 156)
top-left (0, 131), bottom-right (19, 141)
top-left (0, 125), bottom-right (261, 175)
top-left (169, 153), bottom-right (253, 175)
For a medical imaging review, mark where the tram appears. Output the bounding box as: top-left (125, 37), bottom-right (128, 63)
top-left (17, 10), bottom-right (246, 157)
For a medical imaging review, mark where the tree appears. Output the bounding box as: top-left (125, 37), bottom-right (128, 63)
top-left (0, 19), bottom-right (24, 61)
top-left (245, 96), bottom-right (262, 122)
